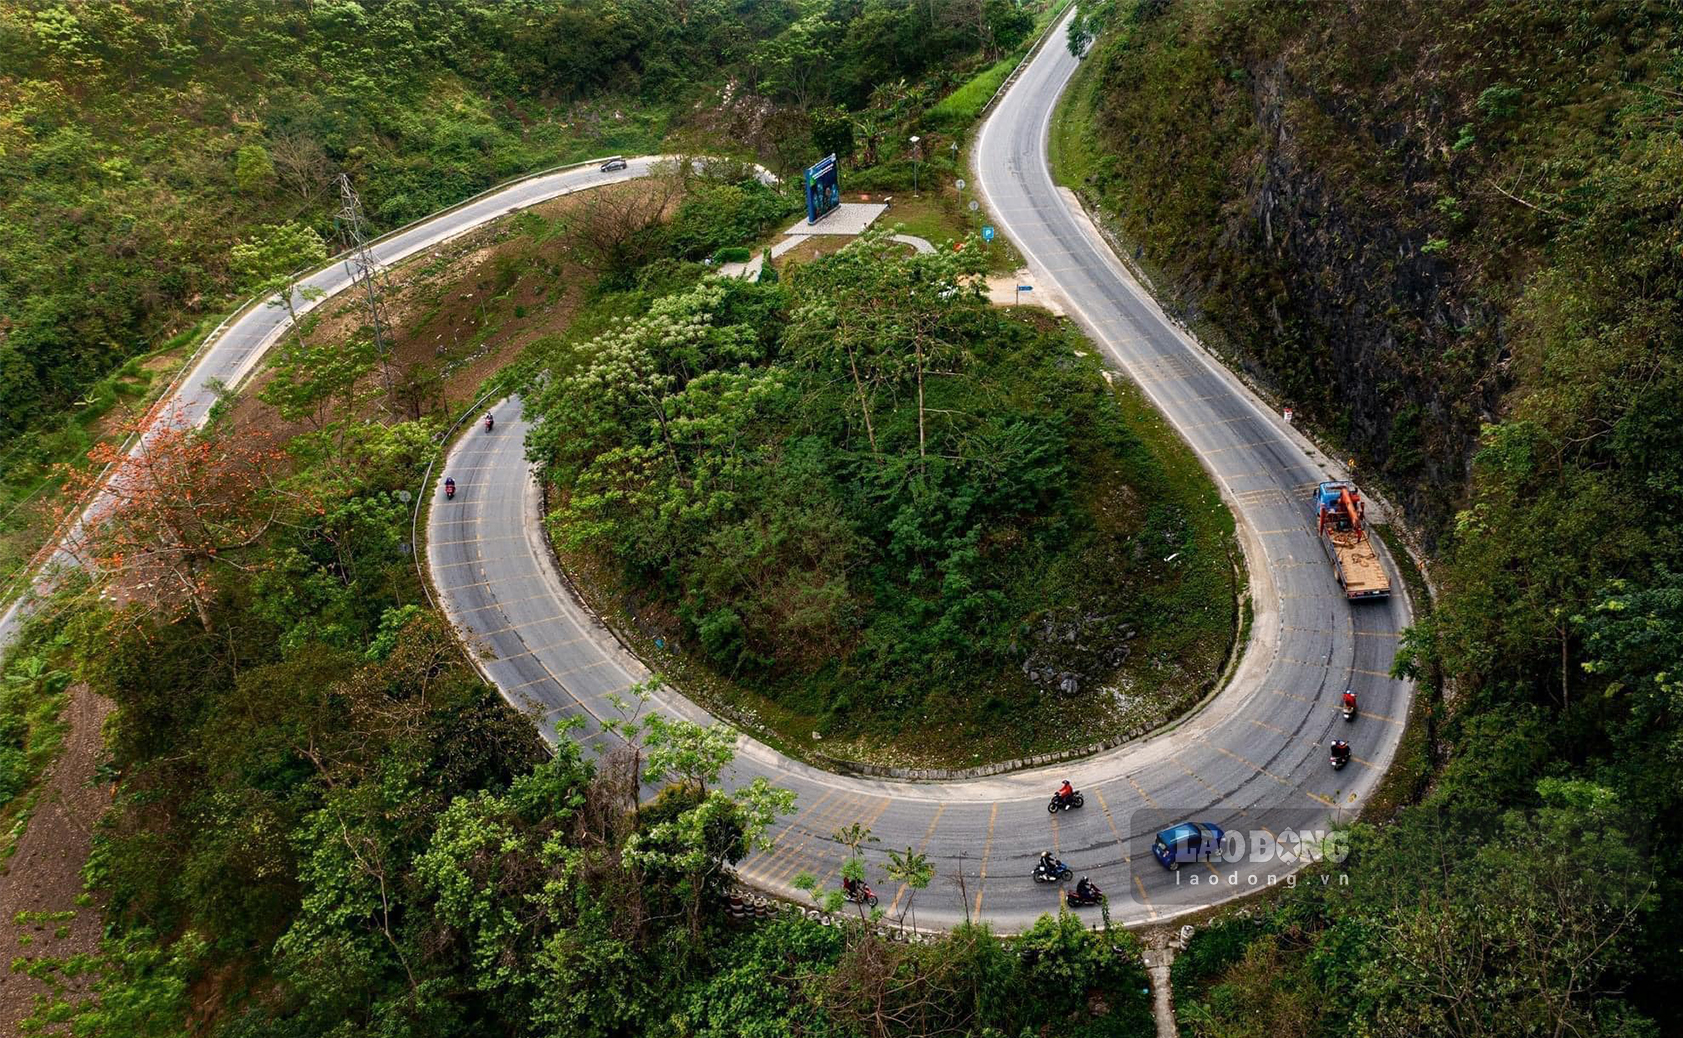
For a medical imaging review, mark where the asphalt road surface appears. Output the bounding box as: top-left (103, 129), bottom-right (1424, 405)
top-left (428, 12), bottom-right (1412, 931)
top-left (5, 15), bottom-right (1412, 931)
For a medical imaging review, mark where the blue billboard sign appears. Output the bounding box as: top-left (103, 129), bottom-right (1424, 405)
top-left (805, 153), bottom-right (840, 225)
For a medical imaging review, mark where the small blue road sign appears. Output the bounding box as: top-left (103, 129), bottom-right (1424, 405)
top-left (982, 225), bottom-right (996, 242)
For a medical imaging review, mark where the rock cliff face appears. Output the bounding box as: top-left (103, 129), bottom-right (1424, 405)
top-left (1228, 59), bottom-right (1506, 525)
top-left (1073, 1), bottom-right (1546, 534)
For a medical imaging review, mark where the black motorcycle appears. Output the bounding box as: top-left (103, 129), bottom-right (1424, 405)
top-left (1048, 791), bottom-right (1085, 814)
top-left (1032, 859), bottom-right (1073, 884)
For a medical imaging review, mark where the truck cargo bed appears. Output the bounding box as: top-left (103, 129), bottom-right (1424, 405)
top-left (1324, 530), bottom-right (1390, 599)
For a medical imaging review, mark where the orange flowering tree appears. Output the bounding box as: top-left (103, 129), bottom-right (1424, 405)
top-left (53, 408), bottom-right (294, 632)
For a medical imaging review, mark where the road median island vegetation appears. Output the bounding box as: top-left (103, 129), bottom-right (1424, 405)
top-left (1054, 1), bottom-right (1683, 1032)
top-left (526, 225), bottom-right (1236, 768)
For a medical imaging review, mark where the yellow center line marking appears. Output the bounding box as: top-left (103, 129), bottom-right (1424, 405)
top-left (470, 614), bottom-right (569, 638)
top-left (1349, 666), bottom-right (1395, 679)
top-left (554, 658), bottom-right (617, 679)
top-left (494, 634), bottom-right (592, 662)
top-left (1265, 689), bottom-right (1405, 728)
top-left (761, 790), bottom-right (866, 886)
top-left (1200, 738), bottom-right (1334, 807)
top-left (737, 788), bottom-right (839, 887)
top-left (887, 803), bottom-right (946, 917)
top-left (820, 795), bottom-right (895, 887)
top-left (453, 590), bottom-right (554, 614)
top-left (1248, 718), bottom-right (1379, 768)
top-left (1127, 774), bottom-right (1159, 808)
top-left (433, 555), bottom-right (520, 570)
top-left (779, 790), bottom-right (881, 887)
top-left (429, 533), bottom-right (527, 547)
top-left (1090, 787), bottom-right (1132, 864)
top-left (1133, 876), bottom-right (1158, 921)
top-left (973, 803), bottom-right (998, 920)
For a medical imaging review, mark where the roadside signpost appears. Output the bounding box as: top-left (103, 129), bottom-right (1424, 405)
top-left (982, 225), bottom-right (995, 242)
top-left (1015, 283), bottom-right (1032, 304)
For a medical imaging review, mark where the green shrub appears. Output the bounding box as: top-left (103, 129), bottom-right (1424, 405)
top-left (711, 246), bottom-right (753, 264)
top-left (670, 181), bottom-right (796, 261)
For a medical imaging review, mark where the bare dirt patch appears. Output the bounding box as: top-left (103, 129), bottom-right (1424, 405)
top-left (222, 188), bottom-right (600, 435)
top-left (1, 685), bottom-right (113, 1034)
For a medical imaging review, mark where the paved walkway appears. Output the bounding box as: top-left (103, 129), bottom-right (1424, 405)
top-left (718, 203), bottom-right (933, 280)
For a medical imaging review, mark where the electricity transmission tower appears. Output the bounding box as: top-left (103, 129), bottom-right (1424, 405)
top-left (334, 172), bottom-right (393, 396)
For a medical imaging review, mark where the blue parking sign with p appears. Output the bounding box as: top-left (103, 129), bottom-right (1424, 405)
top-left (982, 225), bottom-right (996, 242)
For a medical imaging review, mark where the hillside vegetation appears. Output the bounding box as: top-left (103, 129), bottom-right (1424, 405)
top-left (0, 0), bottom-right (1050, 600)
top-left (526, 228), bottom-right (1235, 765)
top-left (5, 146), bottom-right (1160, 1038)
top-left (2, 4), bottom-right (1167, 1034)
top-left (1060, 1), bottom-right (1683, 1032)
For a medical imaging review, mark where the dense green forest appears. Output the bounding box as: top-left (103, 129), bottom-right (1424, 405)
top-left (1057, 0), bottom-right (1683, 1032)
top-left (0, 0), bottom-right (1046, 593)
top-left (524, 227), bottom-right (1233, 762)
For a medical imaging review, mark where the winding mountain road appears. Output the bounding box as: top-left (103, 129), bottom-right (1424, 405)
top-left (2, 13), bottom-right (1413, 932)
top-left (0, 156), bottom-right (686, 649)
top-left (428, 14), bottom-right (1412, 930)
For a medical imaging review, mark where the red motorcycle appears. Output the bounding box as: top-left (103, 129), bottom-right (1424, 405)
top-left (841, 882), bottom-right (878, 908)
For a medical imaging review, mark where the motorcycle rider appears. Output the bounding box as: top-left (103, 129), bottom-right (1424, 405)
top-left (1057, 779), bottom-right (1075, 806)
top-left (1074, 876), bottom-right (1098, 902)
top-left (842, 876), bottom-right (863, 900)
top-left (444, 477), bottom-right (456, 499)
top-left (1038, 850), bottom-right (1058, 875)
top-left (1342, 688), bottom-right (1357, 712)
top-left (1330, 739), bottom-right (1351, 765)
top-left (484, 411), bottom-right (494, 432)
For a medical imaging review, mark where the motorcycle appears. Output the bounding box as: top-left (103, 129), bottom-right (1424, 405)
top-left (1048, 790), bottom-right (1085, 814)
top-left (1066, 883), bottom-right (1103, 908)
top-left (1329, 742), bottom-right (1350, 770)
top-left (484, 412), bottom-right (495, 432)
top-left (1032, 859), bottom-right (1073, 884)
top-left (842, 883), bottom-right (878, 908)
top-left (444, 478), bottom-right (456, 500)
top-left (1341, 690), bottom-right (1357, 722)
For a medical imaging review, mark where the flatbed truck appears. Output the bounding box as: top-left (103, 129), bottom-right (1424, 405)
top-left (1314, 481), bottom-right (1391, 601)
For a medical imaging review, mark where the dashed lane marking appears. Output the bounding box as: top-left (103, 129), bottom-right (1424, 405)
top-left (887, 803), bottom-right (946, 917)
top-left (1199, 738), bottom-right (1334, 807)
top-left (973, 802), bottom-right (999, 920)
top-left (1133, 876), bottom-right (1159, 921)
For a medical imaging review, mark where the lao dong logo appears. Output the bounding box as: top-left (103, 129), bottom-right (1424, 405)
top-left (1220, 826), bottom-right (1351, 866)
